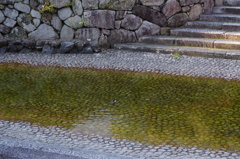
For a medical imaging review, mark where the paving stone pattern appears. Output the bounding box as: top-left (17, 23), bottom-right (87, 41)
top-left (0, 120), bottom-right (239, 159)
top-left (0, 50), bottom-right (240, 158)
top-left (0, 50), bottom-right (239, 80)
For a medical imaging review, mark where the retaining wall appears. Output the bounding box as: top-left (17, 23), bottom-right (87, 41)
top-left (0, 0), bottom-right (219, 53)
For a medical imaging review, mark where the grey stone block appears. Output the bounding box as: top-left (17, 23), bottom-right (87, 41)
top-left (3, 18), bottom-right (16, 28)
top-left (14, 3), bottom-right (31, 13)
top-left (4, 7), bottom-right (19, 20)
top-left (60, 41), bottom-right (75, 53)
top-left (28, 24), bottom-right (59, 39)
top-left (0, 11), bottom-right (4, 23)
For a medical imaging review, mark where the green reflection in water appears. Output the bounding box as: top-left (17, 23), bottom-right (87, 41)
top-left (0, 63), bottom-right (239, 152)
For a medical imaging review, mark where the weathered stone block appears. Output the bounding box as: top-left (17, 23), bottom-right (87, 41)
top-left (162, 0), bottom-right (181, 19)
top-left (42, 45), bottom-right (54, 54)
top-left (0, 24), bottom-right (11, 34)
top-left (31, 10), bottom-right (41, 18)
top-left (136, 21), bottom-right (160, 38)
top-left (58, 7), bottom-right (73, 20)
top-left (121, 14), bottom-right (142, 31)
top-left (83, 10), bottom-right (115, 29)
top-left (64, 15), bottom-right (83, 29)
top-left (204, 0), bottom-right (214, 14)
top-left (140, 0), bottom-right (165, 6)
top-left (4, 7), bottom-right (19, 20)
top-left (168, 13), bottom-right (189, 27)
top-left (72, 0), bottom-right (83, 15)
top-left (33, 19), bottom-right (40, 27)
top-left (50, 0), bottom-right (71, 8)
top-left (4, 18), bottom-right (16, 28)
top-left (75, 28), bottom-right (100, 43)
top-left (60, 41), bottom-right (75, 53)
top-left (0, 11), bottom-right (5, 23)
top-left (60, 25), bottom-right (74, 39)
top-left (51, 14), bottom-right (62, 31)
top-left (82, 0), bottom-right (98, 9)
top-left (14, 3), bottom-right (30, 13)
top-left (8, 40), bottom-right (23, 52)
top-left (99, 0), bottom-right (135, 10)
top-left (189, 4), bottom-right (202, 21)
top-left (28, 24), bottom-right (59, 39)
top-left (108, 29), bottom-right (137, 44)
top-left (133, 4), bottom-right (167, 27)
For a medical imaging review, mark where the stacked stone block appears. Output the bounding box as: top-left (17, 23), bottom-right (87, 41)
top-left (0, 0), bottom-right (218, 51)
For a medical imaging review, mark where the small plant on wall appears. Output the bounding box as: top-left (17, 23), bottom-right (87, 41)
top-left (39, 0), bottom-right (55, 20)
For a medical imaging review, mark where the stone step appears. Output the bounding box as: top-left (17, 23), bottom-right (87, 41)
top-left (114, 43), bottom-right (240, 59)
top-left (170, 28), bottom-right (240, 40)
top-left (184, 21), bottom-right (240, 31)
top-left (223, 0), bottom-right (240, 6)
top-left (184, 21), bottom-right (223, 30)
top-left (139, 36), bottom-right (240, 50)
top-left (200, 14), bottom-right (240, 22)
top-left (213, 6), bottom-right (240, 14)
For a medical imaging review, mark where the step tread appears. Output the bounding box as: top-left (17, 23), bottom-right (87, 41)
top-left (214, 6), bottom-right (240, 9)
top-left (171, 28), bottom-right (240, 34)
top-left (171, 28), bottom-right (226, 33)
top-left (114, 43), bottom-right (240, 59)
top-left (139, 36), bottom-right (240, 50)
top-left (140, 36), bottom-right (240, 43)
top-left (201, 14), bottom-right (240, 18)
top-left (115, 43), bottom-right (240, 52)
top-left (185, 21), bottom-right (240, 26)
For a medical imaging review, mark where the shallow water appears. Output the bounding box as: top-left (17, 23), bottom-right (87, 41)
top-left (0, 63), bottom-right (240, 153)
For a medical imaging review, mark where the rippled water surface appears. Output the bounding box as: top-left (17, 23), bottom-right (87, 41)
top-left (0, 63), bottom-right (240, 152)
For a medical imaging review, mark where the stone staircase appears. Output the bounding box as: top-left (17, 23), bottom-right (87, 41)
top-left (114, 1), bottom-right (240, 59)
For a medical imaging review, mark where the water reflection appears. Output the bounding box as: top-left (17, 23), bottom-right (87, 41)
top-left (0, 63), bottom-right (239, 152)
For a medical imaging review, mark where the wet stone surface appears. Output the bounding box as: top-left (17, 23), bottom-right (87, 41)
top-left (0, 50), bottom-right (240, 159)
top-left (0, 120), bottom-right (239, 159)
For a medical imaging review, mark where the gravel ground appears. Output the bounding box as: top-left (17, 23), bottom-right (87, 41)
top-left (0, 49), bottom-right (239, 80)
top-left (0, 50), bottom-right (240, 159)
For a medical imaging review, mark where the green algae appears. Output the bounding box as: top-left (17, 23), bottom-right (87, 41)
top-left (0, 63), bottom-right (239, 152)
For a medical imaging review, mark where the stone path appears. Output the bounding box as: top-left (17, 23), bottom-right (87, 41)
top-left (0, 120), bottom-right (239, 159)
top-left (0, 50), bottom-right (240, 159)
top-left (0, 50), bottom-right (240, 80)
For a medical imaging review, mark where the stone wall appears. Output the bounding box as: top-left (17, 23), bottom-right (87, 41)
top-left (0, 0), bottom-right (219, 48)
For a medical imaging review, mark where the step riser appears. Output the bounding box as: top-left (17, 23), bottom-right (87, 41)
top-left (213, 8), bottom-right (240, 14)
top-left (200, 15), bottom-right (240, 22)
top-left (139, 37), bottom-right (240, 50)
top-left (170, 30), bottom-right (225, 39)
top-left (222, 25), bottom-right (240, 31)
top-left (171, 30), bottom-right (240, 41)
top-left (114, 44), bottom-right (178, 54)
top-left (223, 0), bottom-right (240, 6)
top-left (184, 22), bottom-right (223, 30)
top-left (184, 22), bottom-right (240, 31)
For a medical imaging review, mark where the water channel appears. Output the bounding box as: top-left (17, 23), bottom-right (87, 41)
top-left (0, 63), bottom-right (239, 158)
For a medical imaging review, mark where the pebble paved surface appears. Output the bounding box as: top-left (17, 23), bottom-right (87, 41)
top-left (0, 50), bottom-right (240, 159)
top-left (0, 50), bottom-right (239, 80)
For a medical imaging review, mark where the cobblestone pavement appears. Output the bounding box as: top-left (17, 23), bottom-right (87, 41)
top-left (0, 120), bottom-right (239, 159)
top-left (0, 50), bottom-right (239, 80)
top-left (0, 50), bottom-right (240, 159)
